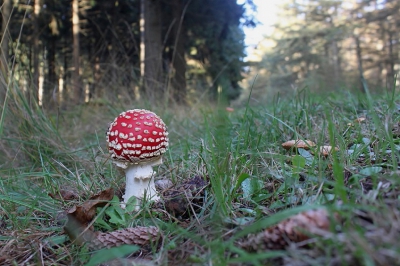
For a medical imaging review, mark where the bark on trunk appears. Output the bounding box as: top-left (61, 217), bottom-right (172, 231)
top-left (32, 0), bottom-right (41, 104)
top-left (331, 40), bottom-right (341, 87)
top-left (0, 0), bottom-right (11, 103)
top-left (46, 36), bottom-right (56, 108)
top-left (141, 0), bottom-right (163, 101)
top-left (72, 0), bottom-right (81, 104)
top-left (170, 0), bottom-right (187, 104)
top-left (354, 36), bottom-right (367, 93)
top-left (386, 30), bottom-right (394, 89)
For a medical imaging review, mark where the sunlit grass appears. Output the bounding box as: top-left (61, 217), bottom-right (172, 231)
top-left (1, 83), bottom-right (400, 265)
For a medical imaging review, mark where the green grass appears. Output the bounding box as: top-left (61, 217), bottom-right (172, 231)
top-left (1, 86), bottom-right (400, 265)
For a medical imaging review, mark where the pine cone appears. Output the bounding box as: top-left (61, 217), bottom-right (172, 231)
top-left (160, 175), bottom-right (207, 218)
top-left (241, 209), bottom-right (331, 251)
top-left (89, 226), bottom-right (162, 250)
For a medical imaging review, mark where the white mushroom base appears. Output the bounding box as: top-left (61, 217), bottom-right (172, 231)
top-left (116, 158), bottom-right (161, 209)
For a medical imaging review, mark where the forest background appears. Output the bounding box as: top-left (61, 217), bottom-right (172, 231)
top-left (1, 0), bottom-right (399, 110)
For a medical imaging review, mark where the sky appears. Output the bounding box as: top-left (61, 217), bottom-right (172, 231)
top-left (240, 0), bottom-right (279, 59)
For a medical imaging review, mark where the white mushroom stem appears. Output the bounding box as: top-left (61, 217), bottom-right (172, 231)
top-left (116, 158), bottom-right (161, 209)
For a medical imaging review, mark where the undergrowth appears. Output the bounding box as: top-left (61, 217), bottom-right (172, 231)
top-left (1, 86), bottom-right (400, 265)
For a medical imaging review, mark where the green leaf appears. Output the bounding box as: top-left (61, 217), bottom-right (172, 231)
top-left (94, 217), bottom-right (113, 230)
top-left (84, 245), bottom-right (140, 266)
top-left (125, 197), bottom-right (139, 213)
top-left (298, 148), bottom-right (314, 165)
top-left (292, 155), bottom-right (306, 169)
top-left (223, 216), bottom-right (254, 226)
top-left (105, 204), bottom-right (126, 226)
top-left (44, 235), bottom-right (67, 246)
top-left (241, 178), bottom-right (253, 199)
top-left (228, 246), bottom-right (285, 263)
top-left (359, 167), bottom-right (382, 176)
top-left (234, 173), bottom-right (251, 191)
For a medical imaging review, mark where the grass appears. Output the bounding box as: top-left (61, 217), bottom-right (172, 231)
top-left (1, 85), bottom-right (400, 265)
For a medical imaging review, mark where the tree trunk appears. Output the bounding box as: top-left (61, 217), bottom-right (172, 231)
top-left (58, 36), bottom-right (69, 108)
top-left (386, 30), bottom-right (394, 90)
top-left (32, 0), bottom-right (41, 105)
top-left (378, 22), bottom-right (385, 88)
top-left (170, 0), bottom-right (187, 104)
top-left (46, 10), bottom-right (59, 109)
top-left (141, 0), bottom-right (163, 102)
top-left (46, 36), bottom-right (56, 108)
top-left (354, 36), bottom-right (367, 93)
top-left (330, 9), bottom-right (341, 89)
top-left (72, 0), bottom-right (81, 105)
top-left (0, 0), bottom-right (11, 103)
top-left (331, 40), bottom-right (341, 88)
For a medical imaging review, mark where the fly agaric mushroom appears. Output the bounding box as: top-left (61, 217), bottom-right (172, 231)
top-left (106, 109), bottom-right (168, 207)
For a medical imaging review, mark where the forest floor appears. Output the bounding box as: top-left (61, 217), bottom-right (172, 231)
top-left (1, 89), bottom-right (400, 265)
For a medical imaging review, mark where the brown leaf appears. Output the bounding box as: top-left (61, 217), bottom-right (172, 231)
top-left (90, 226), bottom-right (162, 250)
top-left (67, 187), bottom-right (114, 226)
top-left (241, 209), bottom-right (331, 251)
top-left (392, 122), bottom-right (400, 137)
top-left (48, 189), bottom-right (79, 201)
top-left (282, 140), bottom-right (316, 150)
top-left (354, 117), bottom-right (366, 123)
top-left (64, 188), bottom-right (114, 243)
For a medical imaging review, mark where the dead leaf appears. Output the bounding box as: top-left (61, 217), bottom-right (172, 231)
top-left (282, 139), bottom-right (316, 150)
top-left (64, 188), bottom-right (114, 243)
top-left (392, 122), bottom-right (400, 137)
top-left (67, 187), bottom-right (114, 226)
top-left (48, 189), bottom-right (79, 201)
top-left (354, 117), bottom-right (366, 123)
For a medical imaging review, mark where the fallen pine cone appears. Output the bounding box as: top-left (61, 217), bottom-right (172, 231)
top-left (241, 209), bottom-right (331, 251)
top-left (158, 175), bottom-right (208, 218)
top-left (90, 226), bottom-right (162, 250)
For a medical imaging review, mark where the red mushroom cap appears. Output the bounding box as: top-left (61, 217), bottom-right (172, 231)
top-left (106, 109), bottom-right (169, 164)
